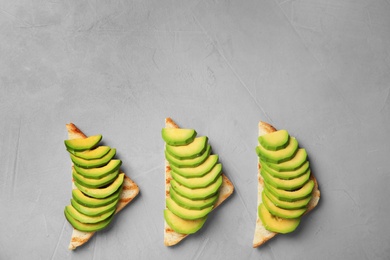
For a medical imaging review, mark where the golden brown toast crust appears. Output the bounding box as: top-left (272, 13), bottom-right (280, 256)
top-left (65, 123), bottom-right (139, 250)
top-left (163, 118), bottom-right (234, 246)
top-left (253, 121), bottom-right (320, 248)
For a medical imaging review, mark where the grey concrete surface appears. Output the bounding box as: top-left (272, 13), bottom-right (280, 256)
top-left (1, 0), bottom-right (390, 259)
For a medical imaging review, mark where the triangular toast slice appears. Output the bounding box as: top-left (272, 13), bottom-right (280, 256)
top-left (253, 121), bottom-right (320, 247)
top-left (65, 123), bottom-right (140, 250)
top-left (164, 118), bottom-right (234, 246)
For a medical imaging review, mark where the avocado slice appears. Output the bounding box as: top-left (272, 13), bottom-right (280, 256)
top-left (170, 175), bottom-right (222, 200)
top-left (74, 159), bottom-right (122, 179)
top-left (166, 136), bottom-right (208, 159)
top-left (258, 203), bottom-right (300, 234)
top-left (256, 137), bottom-right (298, 163)
top-left (71, 198), bottom-right (118, 217)
top-left (165, 145), bottom-right (211, 168)
top-left (68, 146), bottom-right (111, 160)
top-left (70, 148), bottom-right (116, 169)
top-left (258, 129), bottom-right (289, 151)
top-left (264, 149), bottom-right (308, 172)
top-left (265, 179), bottom-right (314, 202)
top-left (264, 186), bottom-right (311, 210)
top-left (65, 204), bottom-right (115, 223)
top-left (64, 207), bottom-right (114, 232)
top-left (261, 167), bottom-right (311, 191)
top-left (170, 155), bottom-right (219, 178)
top-left (72, 168), bottom-right (119, 188)
top-left (170, 163), bottom-right (221, 189)
top-left (164, 209), bottom-right (206, 234)
top-left (166, 197), bottom-right (213, 220)
top-left (74, 173), bottom-right (124, 199)
top-left (162, 128), bottom-right (197, 146)
top-left (262, 192), bottom-right (306, 219)
top-left (261, 159), bottom-right (309, 180)
top-left (72, 188), bottom-right (121, 208)
top-left (169, 187), bottom-right (218, 210)
top-left (65, 135), bottom-right (102, 152)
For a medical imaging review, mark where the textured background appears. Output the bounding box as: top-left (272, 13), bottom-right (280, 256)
top-left (1, 0), bottom-right (390, 259)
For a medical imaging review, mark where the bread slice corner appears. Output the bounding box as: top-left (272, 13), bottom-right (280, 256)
top-left (163, 118), bottom-right (234, 246)
top-left (252, 121), bottom-right (320, 248)
top-left (65, 123), bottom-right (140, 250)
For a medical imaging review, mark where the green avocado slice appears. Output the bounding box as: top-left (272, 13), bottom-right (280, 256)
top-left (265, 179), bottom-right (314, 202)
top-left (65, 204), bottom-right (115, 223)
top-left (74, 173), bottom-right (124, 199)
top-left (258, 203), bottom-right (300, 234)
top-left (166, 197), bottom-right (213, 220)
top-left (162, 128), bottom-right (197, 146)
top-left (262, 192), bottom-right (306, 219)
top-left (72, 168), bottom-right (119, 188)
top-left (170, 163), bottom-right (221, 189)
top-left (65, 135), bottom-right (102, 152)
top-left (64, 207), bottom-right (114, 232)
top-left (261, 167), bottom-right (311, 191)
top-left (74, 159), bottom-right (122, 179)
top-left (264, 149), bottom-right (307, 172)
top-left (70, 198), bottom-right (118, 217)
top-left (256, 137), bottom-right (298, 163)
top-left (70, 148), bottom-right (116, 169)
top-left (165, 145), bottom-right (211, 168)
top-left (264, 186), bottom-right (311, 210)
top-left (261, 159), bottom-right (309, 180)
top-left (258, 130), bottom-right (290, 151)
top-left (170, 155), bottom-right (219, 178)
top-left (170, 175), bottom-right (222, 200)
top-left (169, 186), bottom-right (218, 210)
top-left (72, 188), bottom-right (121, 208)
top-left (68, 146), bottom-right (111, 160)
top-left (164, 209), bottom-right (206, 234)
top-left (166, 136), bottom-right (208, 160)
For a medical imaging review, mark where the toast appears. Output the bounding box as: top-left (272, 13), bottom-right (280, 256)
top-left (253, 121), bottom-right (320, 248)
top-left (65, 123), bottom-right (140, 250)
top-left (163, 118), bottom-right (234, 246)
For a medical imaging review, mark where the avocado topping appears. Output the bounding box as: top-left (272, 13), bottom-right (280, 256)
top-left (169, 187), bottom-right (218, 210)
top-left (258, 203), bottom-right (300, 234)
top-left (166, 197), bottom-right (213, 220)
top-left (170, 154), bottom-right (219, 178)
top-left (162, 128), bottom-right (197, 146)
top-left (64, 134), bottom-right (124, 232)
top-left (170, 163), bottom-right (222, 189)
top-left (70, 148), bottom-right (116, 169)
top-left (258, 129), bottom-right (289, 151)
top-left (164, 209), bottom-right (206, 234)
top-left (165, 144), bottom-right (211, 168)
top-left (256, 137), bottom-right (298, 163)
top-left (166, 136), bottom-right (208, 159)
top-left (256, 129), bottom-right (314, 234)
top-left (65, 135), bottom-right (102, 151)
top-left (68, 146), bottom-right (111, 160)
top-left (162, 126), bottom-right (223, 235)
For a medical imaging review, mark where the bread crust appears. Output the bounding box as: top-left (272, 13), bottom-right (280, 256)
top-left (163, 118), bottom-right (234, 246)
top-left (253, 121), bottom-right (320, 248)
top-left (65, 123), bottom-right (139, 250)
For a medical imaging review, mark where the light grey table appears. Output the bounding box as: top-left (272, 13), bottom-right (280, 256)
top-left (1, 0), bottom-right (389, 259)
